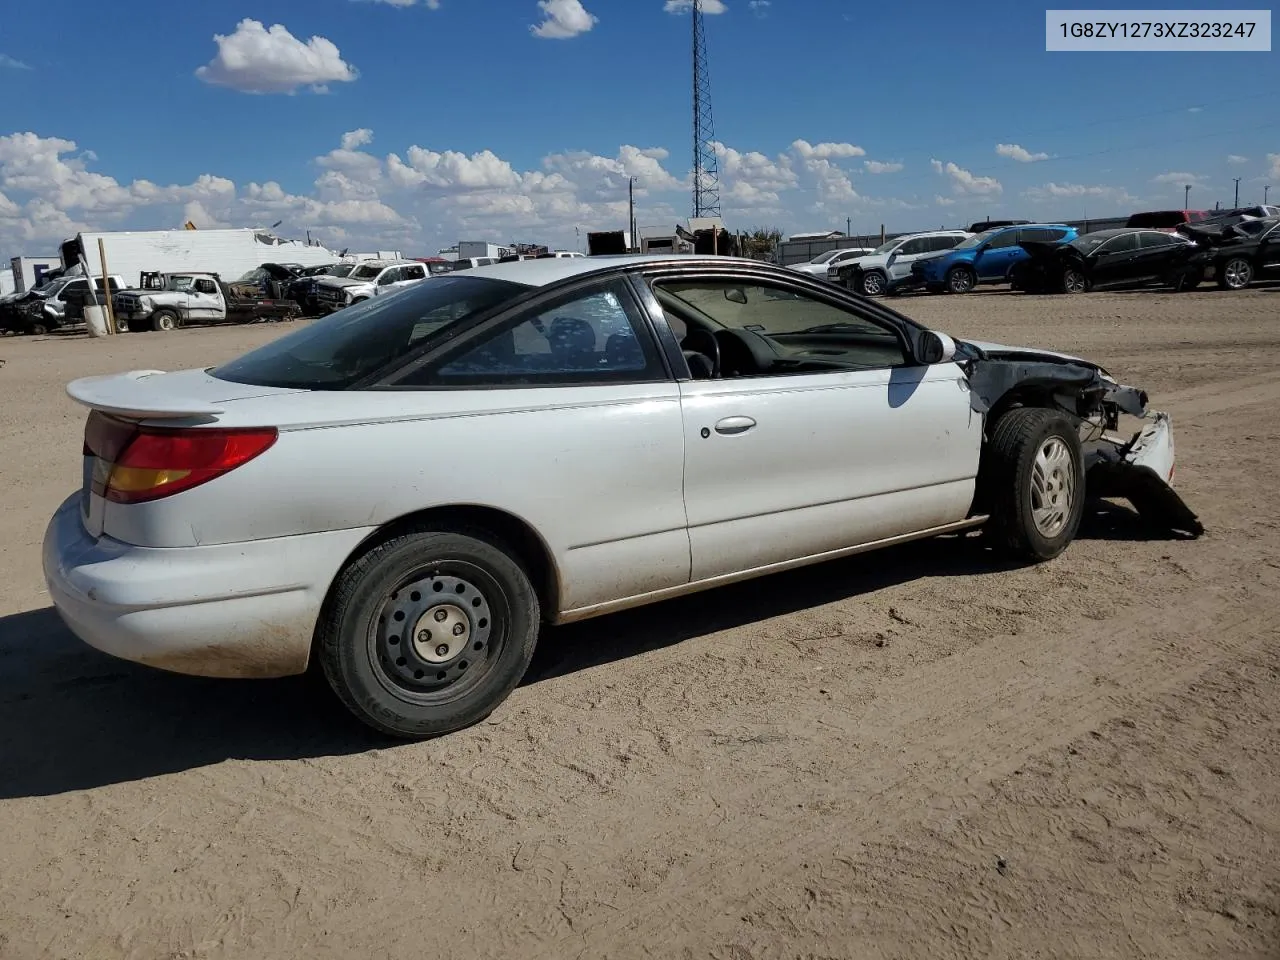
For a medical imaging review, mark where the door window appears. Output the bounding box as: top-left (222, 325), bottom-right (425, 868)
top-left (1138, 231), bottom-right (1175, 248)
top-left (1018, 227), bottom-right (1063, 242)
top-left (64, 280), bottom-right (88, 295)
top-left (403, 264), bottom-right (427, 281)
top-left (414, 280), bottom-right (664, 386)
top-left (654, 278), bottom-right (907, 375)
top-left (1097, 232), bottom-right (1139, 254)
top-left (929, 235), bottom-right (962, 251)
top-left (194, 278), bottom-right (218, 294)
top-left (898, 238), bottom-right (929, 255)
top-left (986, 230), bottom-right (1018, 249)
top-left (378, 268), bottom-right (403, 285)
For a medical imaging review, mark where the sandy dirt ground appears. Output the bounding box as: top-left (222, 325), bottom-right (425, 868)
top-left (1, 287), bottom-right (1278, 960)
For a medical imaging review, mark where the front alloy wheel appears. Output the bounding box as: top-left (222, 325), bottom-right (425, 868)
top-left (947, 267), bottom-right (976, 294)
top-left (1061, 267), bottom-right (1088, 294)
top-left (859, 271), bottom-right (887, 296)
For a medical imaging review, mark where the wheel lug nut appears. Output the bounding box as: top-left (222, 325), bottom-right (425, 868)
top-left (452, 623), bottom-right (465, 636)
top-left (436, 644), bottom-right (449, 657)
top-left (433, 609), bottom-right (447, 622)
top-left (417, 630), bottom-right (430, 643)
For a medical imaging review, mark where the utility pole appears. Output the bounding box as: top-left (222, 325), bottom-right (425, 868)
top-left (1184, 184), bottom-right (1191, 208)
top-left (1266, 185), bottom-right (1271, 204)
top-left (628, 177), bottom-right (636, 253)
top-left (1233, 177), bottom-right (1241, 208)
top-left (846, 216), bottom-right (851, 237)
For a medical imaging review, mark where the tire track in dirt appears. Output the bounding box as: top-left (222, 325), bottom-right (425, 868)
top-left (517, 568), bottom-right (1280, 957)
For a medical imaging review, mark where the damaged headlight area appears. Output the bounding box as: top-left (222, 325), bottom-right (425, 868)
top-left (965, 351), bottom-right (1204, 539)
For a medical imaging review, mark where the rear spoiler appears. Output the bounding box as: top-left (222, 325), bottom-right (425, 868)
top-left (66, 371), bottom-right (227, 419)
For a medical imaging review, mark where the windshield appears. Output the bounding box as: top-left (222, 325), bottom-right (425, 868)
top-left (211, 276), bottom-right (531, 390)
top-left (809, 250), bottom-right (841, 264)
top-left (955, 229), bottom-right (999, 250)
top-left (33, 278), bottom-right (69, 297)
top-left (871, 238), bottom-right (903, 254)
top-left (236, 267), bottom-right (269, 283)
top-left (352, 264), bottom-right (383, 280)
top-left (164, 275), bottom-right (197, 291)
top-left (323, 263), bottom-right (356, 278)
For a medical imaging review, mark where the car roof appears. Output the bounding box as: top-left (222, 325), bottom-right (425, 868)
top-left (460, 253), bottom-right (766, 287)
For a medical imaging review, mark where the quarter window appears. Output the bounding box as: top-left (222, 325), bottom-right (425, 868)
top-left (1138, 231), bottom-right (1174, 248)
top-left (404, 265), bottom-right (427, 281)
top-left (420, 280), bottom-right (663, 386)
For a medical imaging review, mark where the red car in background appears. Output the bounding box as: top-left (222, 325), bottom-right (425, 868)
top-left (1125, 210), bottom-right (1212, 233)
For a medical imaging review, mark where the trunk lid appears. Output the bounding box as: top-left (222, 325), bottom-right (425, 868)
top-left (70, 369), bottom-right (303, 538)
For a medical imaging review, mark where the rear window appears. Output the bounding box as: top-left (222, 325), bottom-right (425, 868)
top-left (211, 277), bottom-right (530, 390)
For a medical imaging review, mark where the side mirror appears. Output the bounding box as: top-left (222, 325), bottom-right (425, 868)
top-left (723, 287), bottom-right (748, 304)
top-left (919, 330), bottom-right (957, 364)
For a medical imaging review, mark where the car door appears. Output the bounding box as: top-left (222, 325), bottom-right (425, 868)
top-left (1131, 231), bottom-right (1182, 284)
top-left (885, 236), bottom-right (930, 283)
top-left (1089, 232), bottom-right (1139, 287)
top-left (188, 277), bottom-right (222, 320)
top-left (973, 228), bottom-right (1021, 281)
top-left (395, 263), bottom-right (427, 292)
top-left (1259, 222), bottom-right (1280, 275)
top-left (389, 276), bottom-right (690, 614)
top-left (375, 266), bottom-right (404, 296)
top-left (641, 272), bottom-right (982, 582)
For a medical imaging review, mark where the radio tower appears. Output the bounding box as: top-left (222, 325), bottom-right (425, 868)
top-left (691, 0), bottom-right (721, 218)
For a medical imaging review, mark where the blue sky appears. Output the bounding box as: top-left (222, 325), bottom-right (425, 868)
top-left (1, 0), bottom-right (1277, 258)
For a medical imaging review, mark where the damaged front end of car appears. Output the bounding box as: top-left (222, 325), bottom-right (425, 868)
top-left (961, 341), bottom-right (1204, 538)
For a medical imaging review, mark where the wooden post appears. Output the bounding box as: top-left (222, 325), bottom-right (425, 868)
top-left (98, 238), bottom-right (117, 335)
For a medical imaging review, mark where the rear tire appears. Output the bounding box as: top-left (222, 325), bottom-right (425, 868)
top-left (979, 408), bottom-right (1085, 562)
top-left (318, 528), bottom-right (540, 739)
top-left (1217, 257), bottom-right (1253, 290)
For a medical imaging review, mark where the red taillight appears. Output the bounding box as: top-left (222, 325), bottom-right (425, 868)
top-left (83, 411), bottom-right (277, 504)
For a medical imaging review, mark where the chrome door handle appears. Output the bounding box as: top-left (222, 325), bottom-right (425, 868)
top-left (713, 416), bottom-right (757, 436)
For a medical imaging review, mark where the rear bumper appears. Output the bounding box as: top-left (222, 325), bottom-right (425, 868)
top-left (42, 494), bottom-right (376, 679)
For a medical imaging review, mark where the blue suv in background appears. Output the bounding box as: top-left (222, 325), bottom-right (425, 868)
top-left (915, 224), bottom-right (1078, 294)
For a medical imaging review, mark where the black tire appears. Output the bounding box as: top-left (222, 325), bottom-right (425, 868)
top-left (858, 270), bottom-right (888, 297)
top-left (1060, 266), bottom-right (1089, 294)
top-left (151, 309), bottom-right (179, 332)
top-left (113, 317), bottom-right (130, 333)
top-left (979, 408), bottom-right (1085, 562)
top-left (947, 266), bottom-right (976, 294)
top-left (1216, 257), bottom-right (1253, 290)
top-left (317, 528), bottom-right (541, 739)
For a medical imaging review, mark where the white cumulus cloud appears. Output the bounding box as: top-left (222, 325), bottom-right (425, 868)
top-left (1227, 154), bottom-right (1249, 164)
top-left (995, 143), bottom-right (1048, 163)
top-left (665, 0), bottom-right (728, 13)
top-left (195, 19), bottom-right (358, 94)
top-left (864, 160), bottom-right (903, 174)
top-left (931, 159), bottom-right (1002, 196)
top-left (532, 0), bottom-right (598, 38)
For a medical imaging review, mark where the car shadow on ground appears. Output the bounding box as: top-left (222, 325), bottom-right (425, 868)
top-left (0, 501), bottom-right (1175, 799)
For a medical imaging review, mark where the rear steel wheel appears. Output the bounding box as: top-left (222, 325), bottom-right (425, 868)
top-left (319, 529), bottom-right (540, 739)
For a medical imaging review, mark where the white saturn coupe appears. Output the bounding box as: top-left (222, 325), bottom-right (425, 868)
top-left (43, 255), bottom-right (1202, 739)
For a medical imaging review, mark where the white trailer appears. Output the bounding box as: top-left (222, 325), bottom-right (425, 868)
top-left (10, 256), bottom-right (63, 293)
top-left (57, 229), bottom-right (340, 289)
top-left (457, 241), bottom-right (510, 260)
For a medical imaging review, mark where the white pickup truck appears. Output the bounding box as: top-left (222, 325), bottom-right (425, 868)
top-left (113, 272), bottom-right (301, 332)
top-left (313, 259), bottom-right (431, 314)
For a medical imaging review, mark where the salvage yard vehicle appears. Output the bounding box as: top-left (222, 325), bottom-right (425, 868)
top-left (43, 255), bottom-right (1202, 739)
top-left (1010, 228), bottom-right (1204, 294)
top-left (1124, 209), bottom-right (1211, 232)
top-left (7, 274), bottom-right (125, 334)
top-left (314, 259), bottom-right (431, 314)
top-left (113, 272), bottom-right (301, 332)
top-left (790, 247), bottom-right (875, 279)
top-left (916, 224), bottom-right (1078, 294)
top-left (829, 230), bottom-right (972, 296)
top-left (286, 262), bottom-right (357, 315)
top-left (1182, 215), bottom-right (1280, 290)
